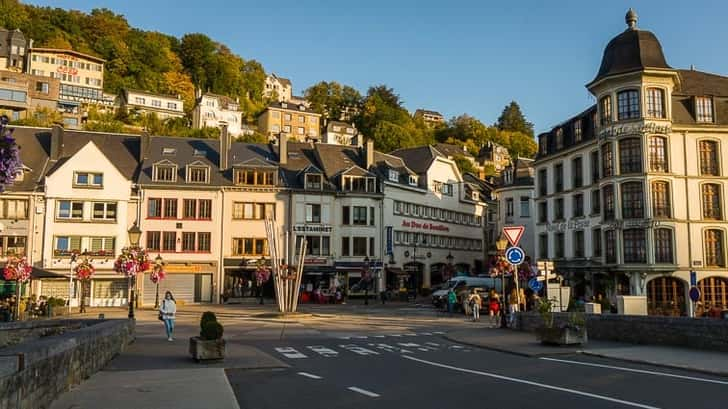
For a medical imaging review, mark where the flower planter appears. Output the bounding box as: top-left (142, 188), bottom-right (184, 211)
top-left (189, 336), bottom-right (225, 361)
top-left (537, 326), bottom-right (588, 345)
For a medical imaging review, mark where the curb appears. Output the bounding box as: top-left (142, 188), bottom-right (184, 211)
top-left (443, 331), bottom-right (586, 358)
top-left (579, 351), bottom-right (728, 378)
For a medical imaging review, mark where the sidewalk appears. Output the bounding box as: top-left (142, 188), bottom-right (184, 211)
top-left (445, 327), bottom-right (728, 377)
top-left (50, 310), bottom-right (288, 409)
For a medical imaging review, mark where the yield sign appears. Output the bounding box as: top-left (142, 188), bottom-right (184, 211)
top-left (502, 226), bottom-right (525, 247)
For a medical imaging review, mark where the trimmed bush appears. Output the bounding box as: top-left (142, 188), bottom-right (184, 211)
top-left (200, 311), bottom-right (217, 331)
top-left (200, 320), bottom-right (224, 340)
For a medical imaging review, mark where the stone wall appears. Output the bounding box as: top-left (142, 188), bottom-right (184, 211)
top-left (516, 312), bottom-right (728, 352)
top-left (0, 320), bottom-right (86, 349)
top-left (0, 319), bottom-right (135, 409)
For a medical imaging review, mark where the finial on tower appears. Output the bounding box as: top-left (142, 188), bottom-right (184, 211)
top-left (625, 8), bottom-right (638, 30)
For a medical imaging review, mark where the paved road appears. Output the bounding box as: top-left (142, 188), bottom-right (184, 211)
top-left (227, 318), bottom-right (728, 409)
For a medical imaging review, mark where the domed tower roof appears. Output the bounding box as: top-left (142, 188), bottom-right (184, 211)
top-left (590, 9), bottom-right (671, 85)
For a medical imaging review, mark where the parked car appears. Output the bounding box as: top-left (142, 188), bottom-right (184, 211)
top-left (431, 277), bottom-right (502, 309)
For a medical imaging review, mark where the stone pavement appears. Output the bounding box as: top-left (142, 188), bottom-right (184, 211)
top-left (50, 308), bottom-right (288, 409)
top-left (445, 326), bottom-right (728, 376)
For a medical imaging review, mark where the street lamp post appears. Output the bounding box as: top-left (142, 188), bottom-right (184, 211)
top-left (363, 256), bottom-right (370, 305)
top-left (69, 252), bottom-right (78, 315)
top-left (495, 235), bottom-right (509, 329)
top-left (127, 223), bottom-right (142, 320)
top-left (153, 254), bottom-right (164, 309)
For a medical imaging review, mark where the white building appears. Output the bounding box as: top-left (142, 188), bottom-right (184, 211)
top-left (321, 121), bottom-right (359, 146)
top-left (40, 126), bottom-right (140, 307)
top-left (495, 158), bottom-right (535, 260)
top-left (118, 89), bottom-right (184, 120)
top-left (264, 74), bottom-right (292, 102)
top-left (192, 92), bottom-right (244, 136)
top-left (534, 9), bottom-right (728, 316)
top-left (380, 146), bottom-right (487, 293)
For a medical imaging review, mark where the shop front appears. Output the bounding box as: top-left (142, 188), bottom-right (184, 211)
top-left (142, 263), bottom-right (214, 306)
top-left (300, 265), bottom-right (339, 303)
top-left (334, 260), bottom-right (382, 298)
top-left (223, 258), bottom-right (273, 302)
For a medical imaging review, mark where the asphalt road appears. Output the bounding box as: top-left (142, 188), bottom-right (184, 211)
top-left (226, 318), bottom-right (728, 409)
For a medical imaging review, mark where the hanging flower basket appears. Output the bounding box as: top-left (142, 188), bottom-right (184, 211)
top-left (255, 265), bottom-right (271, 283)
top-left (0, 116), bottom-right (23, 192)
top-left (114, 246), bottom-right (151, 277)
top-left (74, 260), bottom-right (95, 281)
top-left (3, 256), bottom-right (31, 283)
top-left (149, 266), bottom-right (166, 284)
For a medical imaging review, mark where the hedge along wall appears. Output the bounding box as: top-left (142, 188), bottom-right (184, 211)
top-left (0, 319), bottom-right (135, 409)
top-left (516, 312), bottom-right (728, 352)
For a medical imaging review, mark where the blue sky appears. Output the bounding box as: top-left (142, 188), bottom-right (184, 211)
top-left (31, 0), bottom-right (728, 133)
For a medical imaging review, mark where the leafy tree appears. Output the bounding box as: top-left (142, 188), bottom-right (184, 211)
top-left (237, 131), bottom-right (268, 144)
top-left (453, 156), bottom-right (476, 175)
top-left (179, 33), bottom-right (217, 90)
top-left (496, 101), bottom-right (534, 138)
top-left (304, 81), bottom-right (362, 121)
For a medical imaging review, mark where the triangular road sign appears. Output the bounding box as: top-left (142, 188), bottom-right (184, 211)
top-left (502, 226), bottom-right (525, 247)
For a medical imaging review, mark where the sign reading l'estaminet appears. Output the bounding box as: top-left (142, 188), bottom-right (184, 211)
top-left (293, 224), bottom-right (333, 233)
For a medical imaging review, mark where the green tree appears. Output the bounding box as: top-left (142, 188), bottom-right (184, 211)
top-left (453, 156), bottom-right (476, 175)
top-left (495, 101), bottom-right (534, 138)
top-left (179, 33), bottom-right (217, 90)
top-left (304, 81), bottom-right (362, 121)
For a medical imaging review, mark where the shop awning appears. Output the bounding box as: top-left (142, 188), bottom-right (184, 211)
top-left (31, 267), bottom-right (67, 279)
top-left (385, 267), bottom-right (409, 276)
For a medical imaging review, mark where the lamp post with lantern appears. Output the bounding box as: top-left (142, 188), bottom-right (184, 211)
top-left (127, 223), bottom-right (142, 319)
top-left (445, 251), bottom-right (454, 281)
top-left (495, 234), bottom-right (509, 328)
top-left (152, 254), bottom-right (166, 309)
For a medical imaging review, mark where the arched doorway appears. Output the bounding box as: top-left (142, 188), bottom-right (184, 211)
top-left (647, 277), bottom-right (686, 316)
top-left (430, 263), bottom-right (446, 288)
top-left (402, 262), bottom-right (423, 293)
top-left (698, 276), bottom-right (728, 311)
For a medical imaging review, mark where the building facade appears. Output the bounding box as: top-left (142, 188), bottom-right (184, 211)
top-left (534, 9), bottom-right (728, 316)
top-left (381, 146), bottom-right (487, 293)
top-left (258, 102), bottom-right (322, 142)
top-left (264, 74), bottom-right (292, 102)
top-left (478, 141), bottom-right (512, 175)
top-left (495, 158), bottom-right (535, 260)
top-left (192, 92), bottom-right (244, 136)
top-left (119, 89), bottom-right (184, 120)
top-left (0, 28), bottom-right (26, 72)
top-left (321, 121), bottom-right (359, 146)
top-left (414, 109), bottom-right (445, 126)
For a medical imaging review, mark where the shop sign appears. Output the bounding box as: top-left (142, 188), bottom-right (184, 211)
top-left (602, 219), bottom-right (660, 230)
top-left (545, 219), bottom-right (591, 232)
top-left (293, 224), bottom-right (332, 234)
top-left (304, 257), bottom-right (329, 265)
top-left (400, 220), bottom-right (449, 232)
top-left (164, 264), bottom-right (202, 273)
top-left (598, 122), bottom-right (672, 139)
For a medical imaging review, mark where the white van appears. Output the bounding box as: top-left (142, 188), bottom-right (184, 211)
top-left (431, 277), bottom-right (502, 307)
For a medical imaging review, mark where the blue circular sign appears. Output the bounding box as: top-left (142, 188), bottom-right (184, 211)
top-left (689, 286), bottom-right (701, 302)
top-left (528, 277), bottom-right (543, 292)
top-left (505, 247), bottom-right (525, 265)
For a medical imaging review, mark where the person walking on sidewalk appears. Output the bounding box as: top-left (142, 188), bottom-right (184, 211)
top-left (447, 289), bottom-right (457, 313)
top-left (467, 289), bottom-right (482, 321)
top-left (508, 288), bottom-right (519, 327)
top-left (160, 291), bottom-right (177, 341)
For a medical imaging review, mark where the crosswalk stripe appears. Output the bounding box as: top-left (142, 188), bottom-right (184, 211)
top-left (275, 347), bottom-right (308, 359)
top-left (420, 332), bottom-right (433, 336)
top-left (433, 331), bottom-right (445, 334)
top-left (297, 372), bottom-right (322, 379)
top-left (340, 344), bottom-right (379, 356)
top-left (307, 346), bottom-right (339, 357)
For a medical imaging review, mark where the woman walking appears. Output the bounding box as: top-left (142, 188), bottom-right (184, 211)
top-left (160, 291), bottom-right (177, 341)
top-left (467, 289), bottom-right (482, 321)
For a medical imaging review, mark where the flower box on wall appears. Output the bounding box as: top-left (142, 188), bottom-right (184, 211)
top-left (537, 326), bottom-right (588, 345)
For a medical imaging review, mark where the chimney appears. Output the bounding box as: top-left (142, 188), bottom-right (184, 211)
top-left (219, 125), bottom-right (230, 170)
top-left (365, 138), bottom-right (374, 169)
top-left (50, 124), bottom-right (64, 161)
top-left (140, 131), bottom-right (150, 162)
top-left (279, 132), bottom-right (288, 165)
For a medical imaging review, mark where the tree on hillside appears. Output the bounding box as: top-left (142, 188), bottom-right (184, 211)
top-left (435, 114), bottom-right (489, 146)
top-left (304, 81), bottom-right (362, 121)
top-left (241, 60), bottom-right (266, 102)
top-left (179, 33), bottom-right (217, 90)
top-left (453, 156), bottom-right (476, 175)
top-left (496, 101), bottom-right (534, 138)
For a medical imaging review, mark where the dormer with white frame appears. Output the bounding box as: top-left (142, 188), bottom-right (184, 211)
top-left (152, 159), bottom-right (178, 183)
top-left (185, 160), bottom-right (210, 184)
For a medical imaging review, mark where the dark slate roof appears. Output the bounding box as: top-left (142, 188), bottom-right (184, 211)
top-left (414, 109), bottom-right (443, 117)
top-left (138, 136), bottom-right (223, 187)
top-left (276, 141), bottom-right (329, 190)
top-left (389, 145), bottom-right (439, 174)
top-left (266, 101), bottom-right (319, 115)
top-left (313, 143), bottom-right (370, 180)
top-left (8, 127), bottom-right (51, 192)
top-left (372, 151), bottom-right (417, 185)
top-left (46, 130), bottom-right (140, 180)
top-left (671, 70), bottom-right (728, 125)
top-left (433, 143), bottom-right (473, 159)
top-left (675, 69), bottom-right (728, 97)
top-left (501, 158), bottom-right (535, 188)
top-left (592, 29), bottom-right (670, 84)
top-left (536, 106), bottom-right (598, 160)
top-left (463, 173), bottom-right (495, 199)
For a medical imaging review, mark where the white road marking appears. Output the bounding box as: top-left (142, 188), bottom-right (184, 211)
top-left (390, 334), bottom-right (402, 337)
top-left (398, 342), bottom-right (422, 348)
top-left (373, 335), bottom-right (386, 338)
top-left (433, 331), bottom-right (445, 334)
top-left (297, 372), bottom-right (322, 379)
top-left (425, 342), bottom-right (440, 347)
top-left (338, 336), bottom-right (351, 340)
top-left (275, 347), bottom-right (308, 359)
top-left (353, 335), bottom-right (369, 339)
top-left (340, 344), bottom-right (380, 356)
top-left (307, 346), bottom-right (339, 357)
top-left (403, 355), bottom-right (661, 409)
top-left (348, 386), bottom-right (380, 398)
top-left (405, 333), bottom-right (417, 336)
top-left (420, 332), bottom-right (433, 336)
top-left (540, 357), bottom-right (728, 385)
top-left (449, 345), bottom-right (464, 349)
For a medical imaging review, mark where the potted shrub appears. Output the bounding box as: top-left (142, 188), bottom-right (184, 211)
top-left (189, 311), bottom-right (225, 361)
top-left (536, 298), bottom-right (588, 346)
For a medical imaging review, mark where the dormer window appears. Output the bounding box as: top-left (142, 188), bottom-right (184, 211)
top-left (471, 191), bottom-right (479, 201)
top-left (696, 96), bottom-right (714, 123)
top-left (74, 172), bottom-right (103, 187)
top-left (187, 165), bottom-right (209, 183)
top-left (555, 128), bottom-right (564, 150)
top-left (342, 175), bottom-right (375, 193)
top-left (281, 103), bottom-right (288, 109)
top-left (388, 170), bottom-right (399, 182)
top-left (153, 164), bottom-right (177, 182)
top-left (234, 168), bottom-right (276, 186)
top-left (305, 173), bottom-right (322, 190)
top-left (408, 175), bottom-right (418, 186)
top-left (162, 147), bottom-right (176, 156)
top-left (193, 149), bottom-right (207, 157)
top-left (573, 119), bottom-right (582, 142)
